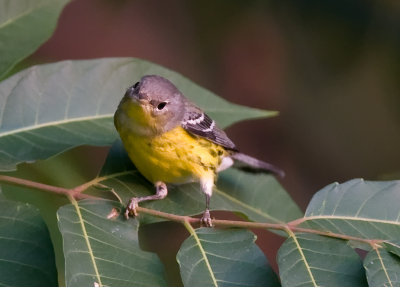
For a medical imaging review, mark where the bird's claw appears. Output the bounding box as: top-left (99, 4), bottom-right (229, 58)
top-left (125, 198), bottom-right (139, 219)
top-left (201, 209), bottom-right (213, 227)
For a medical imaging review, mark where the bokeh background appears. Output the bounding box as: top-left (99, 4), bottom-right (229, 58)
top-left (24, 0), bottom-right (400, 283)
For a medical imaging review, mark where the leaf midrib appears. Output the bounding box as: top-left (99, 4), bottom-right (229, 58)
top-left (287, 231), bottom-right (318, 287)
top-left (0, 0), bottom-right (50, 30)
top-left (69, 197), bottom-right (102, 287)
top-left (302, 215), bottom-right (400, 226)
top-left (0, 114), bottom-right (113, 138)
top-left (214, 187), bottom-right (282, 224)
top-left (184, 223), bottom-right (218, 287)
top-left (0, 107), bottom-right (268, 138)
top-left (374, 248), bottom-right (394, 287)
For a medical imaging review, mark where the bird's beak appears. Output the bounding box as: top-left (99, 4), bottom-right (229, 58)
top-left (125, 85), bottom-right (149, 105)
top-left (125, 86), bottom-right (138, 100)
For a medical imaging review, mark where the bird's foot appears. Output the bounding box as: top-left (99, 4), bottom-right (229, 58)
top-left (201, 209), bottom-right (213, 227)
top-left (125, 198), bottom-right (139, 219)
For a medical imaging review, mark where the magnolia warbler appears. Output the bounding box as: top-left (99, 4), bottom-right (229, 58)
top-left (114, 75), bottom-right (284, 226)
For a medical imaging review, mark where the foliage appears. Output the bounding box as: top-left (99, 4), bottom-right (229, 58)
top-left (0, 198), bottom-right (57, 286)
top-left (177, 227), bottom-right (280, 287)
top-left (0, 58), bottom-right (273, 172)
top-left (57, 199), bottom-right (167, 287)
top-left (0, 0), bottom-right (70, 79)
top-left (0, 1), bottom-right (400, 287)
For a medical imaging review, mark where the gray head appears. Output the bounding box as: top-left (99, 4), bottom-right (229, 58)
top-left (135, 75), bottom-right (184, 106)
top-left (116, 75), bottom-right (187, 135)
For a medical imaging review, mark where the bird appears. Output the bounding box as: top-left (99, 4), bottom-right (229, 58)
top-left (114, 75), bottom-right (284, 226)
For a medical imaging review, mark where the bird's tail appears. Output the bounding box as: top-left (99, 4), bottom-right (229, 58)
top-left (231, 153), bottom-right (285, 178)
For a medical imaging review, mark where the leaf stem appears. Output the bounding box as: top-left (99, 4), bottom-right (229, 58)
top-left (0, 174), bottom-right (93, 199)
top-left (73, 170), bottom-right (136, 194)
top-left (136, 206), bottom-right (382, 245)
top-left (0, 174), bottom-right (385, 247)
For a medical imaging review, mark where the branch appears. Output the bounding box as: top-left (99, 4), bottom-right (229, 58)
top-left (0, 175), bottom-right (94, 200)
top-left (136, 206), bottom-right (381, 245)
top-left (0, 174), bottom-right (383, 247)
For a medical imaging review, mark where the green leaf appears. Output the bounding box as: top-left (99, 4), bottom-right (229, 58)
top-left (298, 179), bottom-right (400, 240)
top-left (277, 233), bottom-right (367, 287)
top-left (0, 199), bottom-right (57, 287)
top-left (0, 0), bottom-right (70, 79)
top-left (364, 248), bottom-right (400, 286)
top-left (383, 241), bottom-right (400, 258)
top-left (57, 199), bottom-right (167, 287)
top-left (96, 141), bottom-right (302, 226)
top-left (1, 145), bottom-right (103, 287)
top-left (99, 139), bottom-right (135, 177)
top-left (177, 227), bottom-right (279, 287)
top-left (215, 169), bottom-right (299, 223)
top-left (0, 58), bottom-right (276, 171)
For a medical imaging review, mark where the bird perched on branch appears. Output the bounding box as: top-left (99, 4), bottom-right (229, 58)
top-left (114, 75), bottom-right (284, 226)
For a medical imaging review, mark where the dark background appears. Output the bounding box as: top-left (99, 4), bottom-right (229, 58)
top-left (26, 0), bottom-right (400, 282)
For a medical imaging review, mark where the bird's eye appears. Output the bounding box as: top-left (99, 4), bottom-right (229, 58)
top-left (133, 82), bottom-right (139, 89)
top-left (157, 102), bottom-right (167, 110)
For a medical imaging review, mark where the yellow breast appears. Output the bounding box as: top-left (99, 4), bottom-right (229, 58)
top-left (118, 126), bottom-right (227, 184)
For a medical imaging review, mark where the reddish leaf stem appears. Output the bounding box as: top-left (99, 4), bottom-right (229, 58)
top-left (0, 174), bottom-right (383, 246)
top-left (0, 174), bottom-right (93, 199)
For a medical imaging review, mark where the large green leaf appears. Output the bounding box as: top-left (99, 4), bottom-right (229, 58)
top-left (0, 58), bottom-right (276, 171)
top-left (0, 199), bottom-right (57, 287)
top-left (57, 199), bottom-right (167, 287)
top-left (277, 233), bottom-right (367, 287)
top-left (94, 140), bottom-right (302, 226)
top-left (0, 0), bottom-right (70, 79)
top-left (297, 179), bottom-right (400, 239)
top-left (364, 248), bottom-right (400, 286)
top-left (176, 228), bottom-right (279, 287)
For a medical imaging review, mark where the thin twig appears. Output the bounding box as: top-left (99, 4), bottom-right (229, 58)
top-left (0, 174), bottom-right (383, 247)
top-left (0, 175), bottom-right (94, 199)
top-left (136, 206), bottom-right (382, 245)
top-left (73, 170), bottom-right (135, 194)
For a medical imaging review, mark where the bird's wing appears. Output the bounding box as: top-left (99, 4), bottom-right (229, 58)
top-left (181, 104), bottom-right (237, 151)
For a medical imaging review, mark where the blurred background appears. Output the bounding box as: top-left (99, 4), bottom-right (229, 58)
top-left (24, 0), bottom-right (400, 282)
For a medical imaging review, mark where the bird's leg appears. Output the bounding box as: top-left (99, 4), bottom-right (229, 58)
top-left (201, 193), bottom-right (213, 227)
top-left (125, 181), bottom-right (168, 219)
top-left (199, 177), bottom-right (214, 227)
